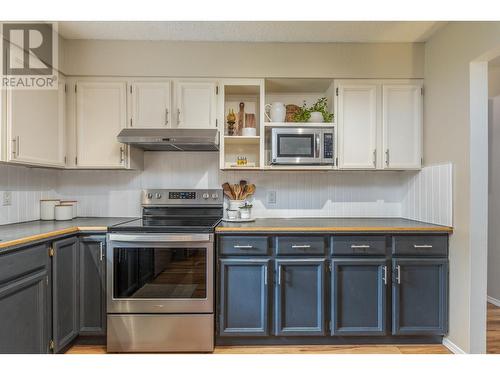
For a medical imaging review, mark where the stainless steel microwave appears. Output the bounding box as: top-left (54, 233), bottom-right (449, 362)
top-left (271, 127), bottom-right (335, 165)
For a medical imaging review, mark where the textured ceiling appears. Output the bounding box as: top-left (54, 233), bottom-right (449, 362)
top-left (58, 21), bottom-right (445, 43)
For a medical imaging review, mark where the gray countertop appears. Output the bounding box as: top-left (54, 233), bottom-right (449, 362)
top-left (0, 217), bottom-right (135, 249)
top-left (215, 217), bottom-right (453, 233)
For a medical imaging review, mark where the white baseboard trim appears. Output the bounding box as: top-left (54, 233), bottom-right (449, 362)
top-left (442, 338), bottom-right (467, 354)
top-left (487, 295), bottom-right (500, 307)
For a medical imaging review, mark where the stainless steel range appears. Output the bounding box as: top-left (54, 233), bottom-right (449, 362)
top-left (106, 189), bottom-right (222, 352)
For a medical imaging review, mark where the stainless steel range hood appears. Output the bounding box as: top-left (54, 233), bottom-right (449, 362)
top-left (117, 128), bottom-right (219, 151)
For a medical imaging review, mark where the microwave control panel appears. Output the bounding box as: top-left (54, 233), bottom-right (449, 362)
top-left (323, 133), bottom-right (334, 160)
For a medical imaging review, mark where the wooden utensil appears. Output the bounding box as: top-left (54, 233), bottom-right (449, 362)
top-left (245, 184), bottom-right (256, 197)
top-left (233, 184), bottom-right (241, 200)
top-left (222, 182), bottom-right (234, 200)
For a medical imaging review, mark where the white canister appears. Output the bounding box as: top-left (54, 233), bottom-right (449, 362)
top-left (308, 111), bottom-right (324, 123)
top-left (54, 205), bottom-right (73, 221)
top-left (226, 209), bottom-right (239, 220)
top-left (242, 127), bottom-right (257, 137)
top-left (40, 199), bottom-right (60, 220)
top-left (240, 207), bottom-right (252, 220)
top-left (60, 200), bottom-right (78, 218)
top-left (265, 102), bottom-right (286, 122)
top-left (228, 200), bottom-right (244, 211)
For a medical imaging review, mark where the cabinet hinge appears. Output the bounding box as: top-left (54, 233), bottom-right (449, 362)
top-left (216, 86), bottom-right (219, 95)
top-left (336, 88), bottom-right (339, 96)
top-left (49, 340), bottom-right (55, 351)
top-left (48, 247), bottom-right (54, 257)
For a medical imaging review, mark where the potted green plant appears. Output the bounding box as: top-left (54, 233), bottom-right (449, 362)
top-left (293, 97), bottom-right (334, 123)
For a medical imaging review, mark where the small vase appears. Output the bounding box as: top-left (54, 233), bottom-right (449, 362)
top-left (308, 111), bottom-right (324, 123)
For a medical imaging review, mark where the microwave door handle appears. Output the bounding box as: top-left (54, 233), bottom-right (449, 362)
top-left (315, 133), bottom-right (320, 158)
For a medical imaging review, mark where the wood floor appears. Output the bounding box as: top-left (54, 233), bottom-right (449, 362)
top-left (65, 303), bottom-right (500, 354)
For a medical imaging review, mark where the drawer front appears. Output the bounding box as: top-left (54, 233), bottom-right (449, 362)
top-left (332, 236), bottom-right (387, 256)
top-left (392, 235), bottom-right (448, 256)
top-left (276, 236), bottom-right (326, 255)
top-left (219, 236), bottom-right (269, 256)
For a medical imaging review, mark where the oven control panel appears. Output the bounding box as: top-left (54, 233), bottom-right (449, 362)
top-left (142, 189), bottom-right (223, 206)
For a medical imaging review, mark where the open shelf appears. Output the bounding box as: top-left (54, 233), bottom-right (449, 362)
top-left (264, 122), bottom-right (335, 128)
top-left (223, 136), bottom-right (260, 145)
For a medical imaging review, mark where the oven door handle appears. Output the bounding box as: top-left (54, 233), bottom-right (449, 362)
top-left (108, 233), bottom-right (211, 242)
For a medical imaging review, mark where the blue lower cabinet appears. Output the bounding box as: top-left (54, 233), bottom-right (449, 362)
top-left (219, 259), bottom-right (270, 336)
top-left (275, 258), bottom-right (326, 336)
top-left (392, 258), bottom-right (448, 335)
top-left (331, 258), bottom-right (387, 336)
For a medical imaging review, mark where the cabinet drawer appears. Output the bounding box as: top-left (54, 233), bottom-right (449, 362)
top-left (392, 235), bottom-right (448, 256)
top-left (219, 236), bottom-right (269, 256)
top-left (276, 236), bottom-right (326, 255)
top-left (332, 236), bottom-right (387, 256)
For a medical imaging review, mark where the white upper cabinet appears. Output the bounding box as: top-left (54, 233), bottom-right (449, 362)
top-left (131, 81), bottom-right (171, 128)
top-left (175, 81), bottom-right (217, 129)
top-left (75, 81), bottom-right (127, 168)
top-left (382, 84), bottom-right (423, 169)
top-left (337, 83), bottom-right (378, 169)
top-left (6, 80), bottom-right (66, 167)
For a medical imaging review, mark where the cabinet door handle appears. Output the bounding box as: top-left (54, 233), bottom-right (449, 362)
top-left (351, 244), bottom-right (370, 249)
top-left (373, 149), bottom-right (377, 167)
top-left (264, 266), bottom-right (268, 285)
top-left (413, 244), bottom-right (433, 248)
top-left (165, 108), bottom-right (169, 126)
top-left (382, 265), bottom-right (387, 285)
top-left (385, 149), bottom-right (390, 167)
top-left (12, 137), bottom-right (17, 158)
top-left (99, 242), bottom-right (104, 261)
top-left (396, 265), bottom-right (401, 284)
top-left (291, 244), bottom-right (311, 248)
top-left (278, 265), bottom-right (282, 285)
top-left (177, 109), bottom-right (181, 124)
top-left (233, 245), bottom-right (253, 249)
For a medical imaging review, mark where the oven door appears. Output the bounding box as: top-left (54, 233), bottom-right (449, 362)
top-left (271, 128), bottom-right (321, 164)
top-left (107, 233), bottom-right (213, 314)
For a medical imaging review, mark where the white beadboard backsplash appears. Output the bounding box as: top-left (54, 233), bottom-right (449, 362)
top-left (401, 163), bottom-right (453, 226)
top-left (0, 153), bottom-right (453, 226)
top-left (0, 164), bottom-right (58, 225)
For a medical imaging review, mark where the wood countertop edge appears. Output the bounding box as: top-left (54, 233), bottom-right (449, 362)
top-left (215, 226), bottom-right (453, 233)
top-left (0, 226), bottom-right (108, 249)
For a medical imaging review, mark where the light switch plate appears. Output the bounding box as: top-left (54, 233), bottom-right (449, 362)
top-left (2, 191), bottom-right (12, 206)
top-left (267, 190), bottom-right (277, 205)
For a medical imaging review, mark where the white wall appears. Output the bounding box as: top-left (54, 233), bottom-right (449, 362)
top-left (424, 21), bottom-right (500, 353)
top-left (0, 163), bottom-right (58, 225)
top-left (62, 40), bottom-right (424, 78)
top-left (55, 152), bottom-right (406, 218)
top-left (488, 95), bottom-right (500, 302)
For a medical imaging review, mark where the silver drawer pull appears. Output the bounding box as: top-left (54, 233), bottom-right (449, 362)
top-left (233, 245), bottom-right (253, 249)
top-left (382, 265), bottom-right (387, 285)
top-left (413, 244), bottom-right (433, 248)
top-left (351, 245), bottom-right (371, 249)
top-left (291, 244), bottom-right (311, 248)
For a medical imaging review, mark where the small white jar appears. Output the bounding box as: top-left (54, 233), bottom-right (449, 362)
top-left (226, 209), bottom-right (239, 220)
top-left (55, 205), bottom-right (73, 221)
top-left (40, 199), bottom-right (60, 220)
top-left (60, 200), bottom-right (78, 218)
top-left (240, 207), bottom-right (252, 219)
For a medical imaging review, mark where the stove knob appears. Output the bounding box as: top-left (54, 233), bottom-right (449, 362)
top-left (155, 193), bottom-right (162, 199)
top-left (147, 193), bottom-right (153, 199)
top-left (202, 193), bottom-right (209, 199)
top-left (211, 193), bottom-right (219, 199)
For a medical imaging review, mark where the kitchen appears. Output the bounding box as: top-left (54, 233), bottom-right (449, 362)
top-left (0, 11), bottom-right (498, 369)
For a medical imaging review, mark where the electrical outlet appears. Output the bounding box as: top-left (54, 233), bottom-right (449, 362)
top-left (267, 190), bottom-right (277, 205)
top-left (3, 191), bottom-right (12, 206)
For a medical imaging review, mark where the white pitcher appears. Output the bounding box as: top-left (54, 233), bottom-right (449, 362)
top-left (265, 102), bottom-right (286, 122)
